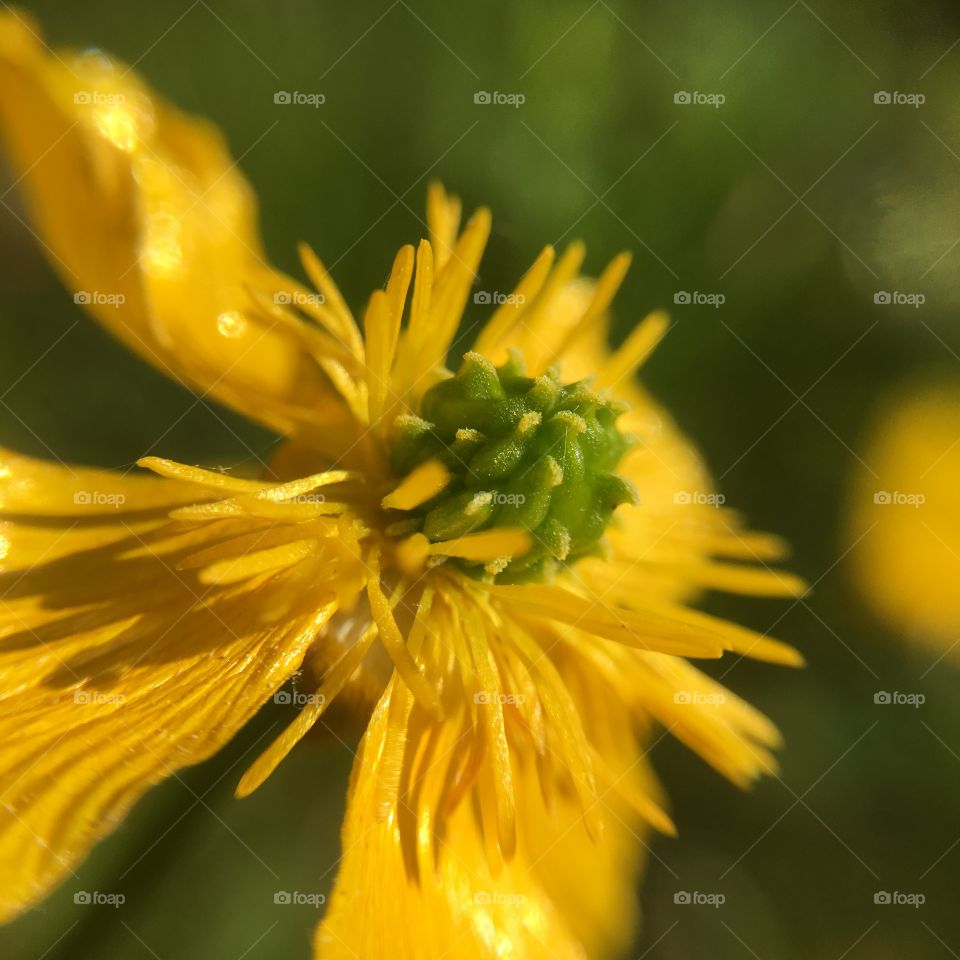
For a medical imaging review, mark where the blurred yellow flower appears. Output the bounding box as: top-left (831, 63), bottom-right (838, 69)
top-left (847, 379), bottom-right (960, 656)
top-left (0, 10), bottom-right (804, 958)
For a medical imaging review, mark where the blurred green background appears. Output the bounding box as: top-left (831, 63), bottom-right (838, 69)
top-left (3, 0), bottom-right (959, 957)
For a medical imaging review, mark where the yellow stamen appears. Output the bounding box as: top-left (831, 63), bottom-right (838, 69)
top-left (366, 244), bottom-right (414, 427)
top-left (429, 527), bottom-right (532, 562)
top-left (316, 356), bottom-right (369, 424)
top-left (420, 209), bottom-right (491, 381)
top-left (248, 469), bottom-right (357, 501)
top-left (473, 245), bottom-right (555, 363)
top-left (462, 605), bottom-right (516, 859)
top-left (381, 460), bottom-right (451, 511)
top-left (297, 243), bottom-right (364, 358)
top-left (390, 239), bottom-right (434, 401)
top-left (137, 457), bottom-right (264, 493)
top-left (546, 251), bottom-right (632, 366)
top-left (596, 309), bottom-right (670, 389)
top-left (367, 550), bottom-right (442, 718)
top-left (426, 180), bottom-right (462, 272)
top-left (198, 540), bottom-right (317, 585)
top-left (235, 620), bottom-right (378, 798)
top-left (178, 523), bottom-right (332, 570)
top-left (393, 533), bottom-right (431, 576)
top-left (643, 600), bottom-right (805, 667)
top-left (490, 583), bottom-right (730, 658)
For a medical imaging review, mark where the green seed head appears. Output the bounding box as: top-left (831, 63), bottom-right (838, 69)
top-left (388, 350), bottom-right (636, 582)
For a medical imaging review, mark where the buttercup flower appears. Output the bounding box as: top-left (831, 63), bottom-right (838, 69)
top-left (0, 11), bottom-right (804, 958)
top-left (847, 379), bottom-right (960, 657)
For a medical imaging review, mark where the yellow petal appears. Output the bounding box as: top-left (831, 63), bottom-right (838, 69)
top-left (0, 451), bottom-right (337, 922)
top-left (315, 686), bottom-right (645, 960)
top-left (0, 12), bottom-right (330, 435)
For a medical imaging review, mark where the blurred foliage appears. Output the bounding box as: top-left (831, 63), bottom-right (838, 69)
top-left (3, 0), bottom-right (960, 957)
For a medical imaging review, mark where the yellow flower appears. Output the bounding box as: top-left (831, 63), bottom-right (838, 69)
top-left (0, 11), bottom-right (804, 958)
top-left (847, 379), bottom-right (960, 655)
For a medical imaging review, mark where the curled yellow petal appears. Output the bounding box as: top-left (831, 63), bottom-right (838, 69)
top-left (0, 11), bottom-right (329, 435)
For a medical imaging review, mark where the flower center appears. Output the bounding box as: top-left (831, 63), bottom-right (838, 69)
top-left (387, 350), bottom-right (636, 582)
